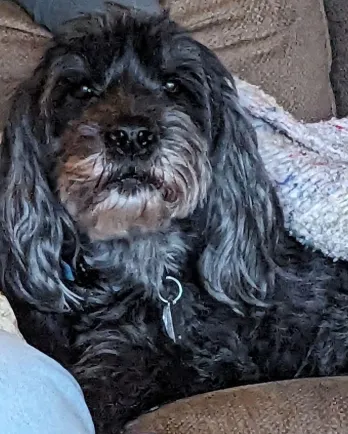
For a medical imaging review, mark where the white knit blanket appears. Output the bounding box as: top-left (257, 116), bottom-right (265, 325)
top-left (236, 78), bottom-right (348, 261)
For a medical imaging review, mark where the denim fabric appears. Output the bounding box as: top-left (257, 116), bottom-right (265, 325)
top-left (14, 0), bottom-right (160, 33)
top-left (0, 331), bottom-right (95, 434)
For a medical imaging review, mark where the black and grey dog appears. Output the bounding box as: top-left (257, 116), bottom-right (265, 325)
top-left (1, 8), bottom-right (348, 433)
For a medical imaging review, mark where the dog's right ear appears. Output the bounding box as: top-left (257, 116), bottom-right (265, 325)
top-left (0, 65), bottom-right (80, 312)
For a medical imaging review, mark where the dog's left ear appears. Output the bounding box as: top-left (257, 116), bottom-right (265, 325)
top-left (197, 45), bottom-right (283, 314)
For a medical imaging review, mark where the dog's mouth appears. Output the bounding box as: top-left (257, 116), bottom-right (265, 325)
top-left (106, 169), bottom-right (162, 191)
top-left (105, 168), bottom-right (177, 203)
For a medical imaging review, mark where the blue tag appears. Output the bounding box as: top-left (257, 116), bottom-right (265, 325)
top-left (61, 261), bottom-right (75, 282)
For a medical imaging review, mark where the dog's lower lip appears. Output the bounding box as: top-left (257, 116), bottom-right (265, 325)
top-left (107, 173), bottom-right (161, 190)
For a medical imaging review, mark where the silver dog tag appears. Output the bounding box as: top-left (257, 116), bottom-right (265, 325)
top-left (159, 276), bottom-right (183, 343)
top-left (162, 302), bottom-right (176, 343)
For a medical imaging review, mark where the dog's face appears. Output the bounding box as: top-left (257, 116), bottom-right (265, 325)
top-left (39, 13), bottom-right (214, 240)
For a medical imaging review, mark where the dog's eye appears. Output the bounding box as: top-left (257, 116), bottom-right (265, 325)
top-left (70, 83), bottom-right (95, 100)
top-left (163, 80), bottom-right (180, 94)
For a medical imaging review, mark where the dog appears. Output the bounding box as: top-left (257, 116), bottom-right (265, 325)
top-left (1, 8), bottom-right (348, 433)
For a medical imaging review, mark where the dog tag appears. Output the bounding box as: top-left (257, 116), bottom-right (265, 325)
top-left (162, 302), bottom-right (176, 343)
top-left (159, 276), bottom-right (183, 343)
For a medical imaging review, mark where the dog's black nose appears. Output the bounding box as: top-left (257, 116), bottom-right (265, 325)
top-left (105, 126), bottom-right (157, 157)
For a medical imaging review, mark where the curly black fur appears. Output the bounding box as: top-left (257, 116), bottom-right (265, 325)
top-left (1, 9), bottom-right (348, 434)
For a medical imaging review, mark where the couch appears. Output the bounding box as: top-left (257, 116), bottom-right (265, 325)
top-left (2, 0), bottom-right (347, 127)
top-left (1, 0), bottom-right (348, 432)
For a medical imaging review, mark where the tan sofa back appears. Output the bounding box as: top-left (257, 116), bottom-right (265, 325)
top-left (0, 0), bottom-right (336, 128)
top-left (169, 0), bottom-right (336, 122)
top-left (0, 1), bottom-right (51, 130)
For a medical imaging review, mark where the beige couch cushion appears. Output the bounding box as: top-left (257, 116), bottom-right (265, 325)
top-left (169, 0), bottom-right (336, 122)
top-left (0, 1), bottom-right (51, 130)
top-left (128, 377), bottom-right (348, 434)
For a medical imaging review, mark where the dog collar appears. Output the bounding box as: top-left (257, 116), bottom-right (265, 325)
top-left (62, 261), bottom-right (183, 342)
top-left (61, 261), bottom-right (75, 281)
top-left (61, 258), bottom-right (98, 287)
top-left (158, 276), bottom-right (183, 343)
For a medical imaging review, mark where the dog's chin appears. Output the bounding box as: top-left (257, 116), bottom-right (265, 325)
top-left (60, 173), bottom-right (181, 241)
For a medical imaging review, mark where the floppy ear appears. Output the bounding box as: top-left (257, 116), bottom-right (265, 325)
top-left (0, 63), bottom-right (80, 312)
top-left (198, 47), bottom-right (283, 314)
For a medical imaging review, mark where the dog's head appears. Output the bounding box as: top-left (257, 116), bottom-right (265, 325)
top-left (52, 12), bottom-right (214, 240)
top-left (0, 10), bottom-right (282, 312)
